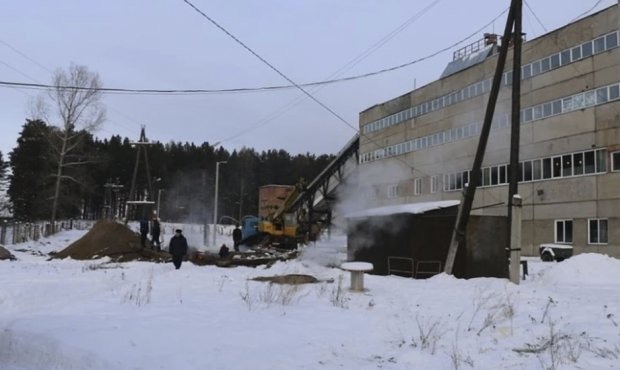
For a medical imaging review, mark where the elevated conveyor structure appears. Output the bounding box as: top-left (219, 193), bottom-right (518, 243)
top-left (288, 134), bottom-right (359, 233)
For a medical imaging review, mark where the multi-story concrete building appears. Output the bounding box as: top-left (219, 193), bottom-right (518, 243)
top-left (357, 4), bottom-right (620, 257)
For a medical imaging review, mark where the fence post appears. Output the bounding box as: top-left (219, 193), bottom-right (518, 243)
top-left (0, 220), bottom-right (6, 245)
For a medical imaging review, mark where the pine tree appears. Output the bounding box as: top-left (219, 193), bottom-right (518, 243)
top-left (8, 120), bottom-right (55, 220)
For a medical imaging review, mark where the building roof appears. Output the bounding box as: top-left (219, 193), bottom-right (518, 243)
top-left (440, 44), bottom-right (494, 79)
top-left (345, 200), bottom-right (460, 219)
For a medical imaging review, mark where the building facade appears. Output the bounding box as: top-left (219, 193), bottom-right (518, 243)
top-left (357, 5), bottom-right (620, 257)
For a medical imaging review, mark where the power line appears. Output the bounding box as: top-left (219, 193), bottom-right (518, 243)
top-left (218, 0), bottom-right (446, 145)
top-left (181, 0), bottom-right (358, 133)
top-left (570, 0), bottom-right (606, 22)
top-left (0, 6), bottom-right (509, 97)
top-left (523, 1), bottom-right (548, 32)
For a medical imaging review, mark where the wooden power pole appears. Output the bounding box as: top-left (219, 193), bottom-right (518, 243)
top-left (444, 0), bottom-right (523, 275)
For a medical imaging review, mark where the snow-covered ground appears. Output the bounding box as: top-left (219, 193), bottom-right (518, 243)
top-left (1, 228), bottom-right (620, 370)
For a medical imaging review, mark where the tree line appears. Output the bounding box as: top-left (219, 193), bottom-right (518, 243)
top-left (5, 118), bottom-right (334, 223)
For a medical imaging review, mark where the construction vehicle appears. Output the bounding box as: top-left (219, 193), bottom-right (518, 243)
top-left (240, 180), bottom-right (308, 249)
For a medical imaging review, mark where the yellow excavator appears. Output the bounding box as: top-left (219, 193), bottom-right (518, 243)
top-left (241, 179), bottom-right (307, 249)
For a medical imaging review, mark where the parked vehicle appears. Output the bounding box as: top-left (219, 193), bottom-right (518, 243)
top-left (539, 243), bottom-right (574, 262)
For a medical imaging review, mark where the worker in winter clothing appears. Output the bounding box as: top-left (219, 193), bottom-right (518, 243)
top-left (168, 229), bottom-right (188, 270)
top-left (232, 224), bottom-right (242, 252)
top-left (219, 244), bottom-right (230, 258)
top-left (151, 218), bottom-right (161, 250)
top-left (139, 218), bottom-right (149, 248)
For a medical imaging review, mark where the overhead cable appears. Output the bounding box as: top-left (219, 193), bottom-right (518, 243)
top-left (0, 6), bottom-right (508, 97)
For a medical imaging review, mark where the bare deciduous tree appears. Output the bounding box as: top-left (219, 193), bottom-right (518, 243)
top-left (38, 64), bottom-right (105, 230)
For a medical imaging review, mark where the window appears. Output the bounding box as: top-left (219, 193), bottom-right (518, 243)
top-left (573, 152), bottom-right (584, 175)
top-left (534, 105), bottom-right (543, 120)
top-left (524, 108), bottom-right (533, 122)
top-left (482, 167), bottom-right (491, 186)
top-left (573, 93), bottom-right (585, 109)
top-left (612, 152), bottom-right (620, 172)
top-left (610, 84), bottom-right (620, 100)
top-left (387, 185), bottom-right (400, 198)
top-left (552, 100), bottom-right (562, 115)
top-left (582, 41), bottom-right (593, 57)
top-left (542, 158), bottom-right (552, 179)
top-left (584, 151), bottom-right (595, 174)
top-left (594, 37), bottom-right (605, 53)
top-left (563, 97), bottom-right (574, 112)
top-left (541, 57), bottom-right (551, 72)
top-left (553, 156), bottom-right (562, 178)
top-left (414, 178), bottom-right (422, 196)
top-left (431, 176), bottom-right (438, 194)
top-left (543, 102), bottom-right (552, 117)
top-left (499, 165), bottom-right (507, 184)
top-left (491, 166), bottom-right (499, 185)
top-left (522, 64), bottom-right (532, 79)
top-left (555, 220), bottom-right (573, 243)
top-left (562, 154), bottom-right (573, 177)
top-left (606, 32), bottom-right (618, 49)
top-left (550, 53), bottom-right (560, 69)
top-left (523, 161), bottom-right (533, 182)
top-left (588, 218), bottom-right (608, 244)
top-left (572, 45), bottom-right (582, 60)
top-left (456, 172), bottom-right (463, 189)
top-left (560, 50), bottom-right (571, 65)
top-left (532, 60), bottom-right (541, 75)
top-left (596, 149), bottom-right (607, 172)
top-left (597, 87), bottom-right (608, 104)
top-left (533, 159), bottom-right (542, 180)
top-left (585, 91), bottom-right (596, 107)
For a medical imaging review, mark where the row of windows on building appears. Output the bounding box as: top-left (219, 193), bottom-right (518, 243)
top-left (359, 80), bottom-right (620, 164)
top-left (555, 218), bottom-right (609, 245)
top-left (384, 149), bottom-right (617, 199)
top-left (362, 30), bottom-right (619, 135)
top-left (443, 148), bottom-right (611, 192)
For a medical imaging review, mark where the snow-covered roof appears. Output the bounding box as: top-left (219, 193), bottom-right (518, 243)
top-left (345, 200), bottom-right (460, 219)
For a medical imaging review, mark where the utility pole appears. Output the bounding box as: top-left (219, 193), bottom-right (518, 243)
top-left (125, 125), bottom-right (155, 223)
top-left (444, 0), bottom-right (521, 275)
top-left (508, 0), bottom-right (523, 282)
top-left (212, 160), bottom-right (227, 247)
top-left (238, 178), bottom-right (244, 223)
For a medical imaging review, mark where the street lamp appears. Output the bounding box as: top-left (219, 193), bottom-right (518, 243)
top-left (212, 160), bottom-right (227, 247)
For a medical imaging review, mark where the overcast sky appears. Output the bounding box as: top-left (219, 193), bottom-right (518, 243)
top-left (1, 0), bottom-right (617, 158)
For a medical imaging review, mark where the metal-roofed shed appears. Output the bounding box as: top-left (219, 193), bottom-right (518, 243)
top-left (346, 201), bottom-right (508, 279)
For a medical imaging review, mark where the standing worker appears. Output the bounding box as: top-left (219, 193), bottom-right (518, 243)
top-left (139, 217), bottom-right (149, 248)
top-left (232, 224), bottom-right (242, 252)
top-left (151, 217), bottom-right (161, 250)
top-left (168, 229), bottom-right (188, 270)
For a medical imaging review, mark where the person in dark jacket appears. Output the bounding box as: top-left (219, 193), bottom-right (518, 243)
top-left (169, 229), bottom-right (188, 269)
top-left (232, 225), bottom-right (242, 252)
top-left (219, 243), bottom-right (230, 258)
top-left (139, 218), bottom-right (149, 248)
top-left (151, 218), bottom-right (161, 250)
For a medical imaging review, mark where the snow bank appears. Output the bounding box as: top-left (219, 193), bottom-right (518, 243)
top-left (539, 253), bottom-right (620, 285)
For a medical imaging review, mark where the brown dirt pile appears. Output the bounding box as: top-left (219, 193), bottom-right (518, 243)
top-left (53, 220), bottom-right (169, 262)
